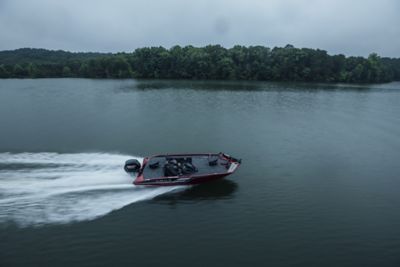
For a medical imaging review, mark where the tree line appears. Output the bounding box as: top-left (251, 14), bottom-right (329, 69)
top-left (1, 45), bottom-right (399, 83)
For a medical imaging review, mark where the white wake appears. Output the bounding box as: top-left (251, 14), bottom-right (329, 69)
top-left (0, 152), bottom-right (183, 226)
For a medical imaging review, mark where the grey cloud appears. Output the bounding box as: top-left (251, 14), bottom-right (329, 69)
top-left (0, 0), bottom-right (399, 57)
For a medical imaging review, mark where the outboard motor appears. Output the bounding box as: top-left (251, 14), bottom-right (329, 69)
top-left (124, 159), bottom-right (141, 173)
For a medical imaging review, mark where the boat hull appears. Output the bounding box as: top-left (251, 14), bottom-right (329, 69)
top-left (133, 172), bottom-right (231, 186)
top-left (129, 153), bottom-right (241, 186)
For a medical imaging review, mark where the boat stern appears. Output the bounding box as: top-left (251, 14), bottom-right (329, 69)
top-left (133, 174), bottom-right (145, 185)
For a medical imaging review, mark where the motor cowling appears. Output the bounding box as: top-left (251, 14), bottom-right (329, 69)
top-left (124, 159), bottom-right (141, 173)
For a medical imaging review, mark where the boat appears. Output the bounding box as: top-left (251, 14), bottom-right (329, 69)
top-left (124, 153), bottom-right (241, 186)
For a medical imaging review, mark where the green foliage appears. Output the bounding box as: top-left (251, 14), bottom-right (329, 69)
top-left (0, 64), bottom-right (9, 78)
top-left (13, 64), bottom-right (28, 78)
top-left (62, 66), bottom-right (72, 77)
top-left (0, 46), bottom-right (399, 83)
top-left (27, 63), bottom-right (39, 78)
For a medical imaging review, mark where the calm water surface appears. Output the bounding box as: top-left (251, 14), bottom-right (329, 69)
top-left (1, 79), bottom-right (400, 267)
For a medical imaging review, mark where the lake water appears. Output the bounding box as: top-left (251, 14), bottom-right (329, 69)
top-left (1, 79), bottom-right (400, 267)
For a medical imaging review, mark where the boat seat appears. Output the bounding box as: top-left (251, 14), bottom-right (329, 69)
top-left (164, 163), bottom-right (179, 176)
top-left (149, 161), bottom-right (159, 169)
top-left (208, 157), bottom-right (218, 166)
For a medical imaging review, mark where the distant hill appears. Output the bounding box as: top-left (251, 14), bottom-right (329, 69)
top-left (0, 46), bottom-right (399, 83)
top-left (0, 48), bottom-right (107, 65)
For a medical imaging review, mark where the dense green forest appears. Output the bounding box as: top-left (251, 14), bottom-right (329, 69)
top-left (1, 45), bottom-right (399, 83)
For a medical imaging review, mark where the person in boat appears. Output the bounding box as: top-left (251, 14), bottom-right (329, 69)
top-left (163, 157), bottom-right (197, 176)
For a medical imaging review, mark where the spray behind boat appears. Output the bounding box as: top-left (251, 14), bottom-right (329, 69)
top-left (0, 152), bottom-right (182, 226)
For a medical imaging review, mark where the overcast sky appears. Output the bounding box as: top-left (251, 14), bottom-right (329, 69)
top-left (0, 0), bottom-right (399, 57)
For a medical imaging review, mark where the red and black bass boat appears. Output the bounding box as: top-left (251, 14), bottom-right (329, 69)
top-left (124, 153), bottom-right (241, 186)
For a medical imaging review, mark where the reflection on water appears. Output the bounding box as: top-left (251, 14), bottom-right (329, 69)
top-left (132, 79), bottom-right (264, 91)
top-left (116, 79), bottom-right (400, 93)
top-left (153, 179), bottom-right (238, 204)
